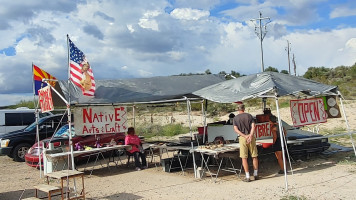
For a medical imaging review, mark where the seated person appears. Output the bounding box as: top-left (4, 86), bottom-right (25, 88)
top-left (270, 116), bottom-right (287, 174)
top-left (125, 127), bottom-right (147, 171)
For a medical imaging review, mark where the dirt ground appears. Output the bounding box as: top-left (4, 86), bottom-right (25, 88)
top-left (1, 101), bottom-right (356, 200)
top-left (0, 149), bottom-right (356, 200)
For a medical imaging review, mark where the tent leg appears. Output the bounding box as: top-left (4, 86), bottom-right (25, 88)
top-left (185, 97), bottom-right (197, 178)
top-left (275, 96), bottom-right (288, 191)
top-left (338, 92), bottom-right (356, 157)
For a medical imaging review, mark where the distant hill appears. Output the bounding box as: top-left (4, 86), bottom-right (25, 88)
top-left (303, 63), bottom-right (356, 99)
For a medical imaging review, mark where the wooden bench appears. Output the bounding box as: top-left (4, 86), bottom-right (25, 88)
top-left (33, 184), bottom-right (62, 200)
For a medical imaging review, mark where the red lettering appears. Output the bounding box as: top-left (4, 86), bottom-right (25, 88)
top-left (114, 108), bottom-right (121, 121)
top-left (260, 124), bottom-right (266, 137)
top-left (304, 103), bottom-right (309, 122)
top-left (314, 101), bottom-right (320, 121)
top-left (83, 108), bottom-right (92, 123)
top-left (93, 113), bottom-right (99, 122)
top-left (109, 114), bottom-right (114, 122)
top-left (298, 103), bottom-right (306, 123)
top-left (266, 123), bottom-right (270, 136)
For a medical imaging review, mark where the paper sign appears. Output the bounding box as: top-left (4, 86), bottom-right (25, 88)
top-left (290, 98), bottom-right (327, 127)
top-left (254, 122), bottom-right (273, 139)
top-left (73, 106), bottom-right (128, 135)
top-left (38, 86), bottom-right (54, 113)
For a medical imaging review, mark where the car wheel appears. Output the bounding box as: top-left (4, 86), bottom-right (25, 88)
top-left (12, 143), bottom-right (31, 162)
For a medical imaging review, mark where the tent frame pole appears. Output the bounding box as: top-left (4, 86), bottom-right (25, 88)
top-left (185, 97), bottom-right (197, 178)
top-left (338, 92), bottom-right (356, 156)
top-left (275, 95), bottom-right (288, 191)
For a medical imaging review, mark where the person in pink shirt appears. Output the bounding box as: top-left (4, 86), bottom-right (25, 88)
top-left (125, 127), bottom-right (147, 171)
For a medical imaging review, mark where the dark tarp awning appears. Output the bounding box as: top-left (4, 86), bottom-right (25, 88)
top-left (193, 71), bottom-right (339, 103)
top-left (55, 74), bottom-right (226, 105)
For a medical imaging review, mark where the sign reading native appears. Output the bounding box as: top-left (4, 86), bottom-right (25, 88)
top-left (290, 98), bottom-right (327, 127)
top-left (73, 106), bottom-right (127, 136)
top-left (254, 122), bottom-right (273, 139)
top-left (38, 86), bottom-right (54, 113)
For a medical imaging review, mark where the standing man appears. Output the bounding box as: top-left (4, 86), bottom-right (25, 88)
top-left (233, 104), bottom-right (259, 182)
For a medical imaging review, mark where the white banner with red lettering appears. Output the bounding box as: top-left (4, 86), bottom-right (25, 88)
top-left (254, 122), bottom-right (273, 139)
top-left (73, 106), bottom-right (127, 136)
top-left (38, 86), bottom-right (54, 113)
top-left (290, 98), bottom-right (327, 127)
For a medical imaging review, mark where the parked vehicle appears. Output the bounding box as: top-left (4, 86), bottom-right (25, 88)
top-left (280, 121), bottom-right (330, 158)
top-left (25, 124), bottom-right (126, 168)
top-left (200, 119), bottom-right (330, 158)
top-left (0, 114), bottom-right (68, 162)
top-left (0, 107), bottom-right (53, 133)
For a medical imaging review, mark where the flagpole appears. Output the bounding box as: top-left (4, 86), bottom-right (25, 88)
top-left (32, 63), bottom-right (43, 178)
top-left (66, 35), bottom-right (75, 171)
top-left (32, 63), bottom-right (36, 108)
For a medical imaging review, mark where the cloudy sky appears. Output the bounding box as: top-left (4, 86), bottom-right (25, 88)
top-left (0, 0), bottom-right (356, 106)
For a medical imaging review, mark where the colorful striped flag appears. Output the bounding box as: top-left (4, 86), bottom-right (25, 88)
top-left (69, 38), bottom-right (95, 96)
top-left (33, 65), bottom-right (57, 95)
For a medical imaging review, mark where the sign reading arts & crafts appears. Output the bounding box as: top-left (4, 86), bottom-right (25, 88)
top-left (290, 98), bottom-right (327, 127)
top-left (73, 106), bottom-right (127, 136)
top-left (38, 86), bottom-right (54, 113)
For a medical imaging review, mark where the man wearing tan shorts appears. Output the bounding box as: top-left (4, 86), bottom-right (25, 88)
top-left (233, 104), bottom-right (259, 182)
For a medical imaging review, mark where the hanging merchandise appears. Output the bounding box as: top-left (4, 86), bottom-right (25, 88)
top-left (323, 96), bottom-right (341, 118)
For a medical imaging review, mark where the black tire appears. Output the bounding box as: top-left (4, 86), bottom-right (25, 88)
top-left (12, 143), bottom-right (31, 162)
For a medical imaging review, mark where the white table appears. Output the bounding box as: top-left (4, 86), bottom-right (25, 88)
top-left (45, 145), bottom-right (131, 174)
top-left (193, 143), bottom-right (242, 182)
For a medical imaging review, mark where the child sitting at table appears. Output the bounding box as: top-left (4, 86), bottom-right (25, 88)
top-left (125, 127), bottom-right (147, 171)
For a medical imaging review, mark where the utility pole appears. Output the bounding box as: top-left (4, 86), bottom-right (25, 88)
top-left (285, 40), bottom-right (291, 75)
top-left (293, 54), bottom-right (296, 76)
top-left (251, 11), bottom-right (271, 72)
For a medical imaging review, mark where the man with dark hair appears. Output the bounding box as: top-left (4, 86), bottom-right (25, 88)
top-left (233, 104), bottom-right (259, 182)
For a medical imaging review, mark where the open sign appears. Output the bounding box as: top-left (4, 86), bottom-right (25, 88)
top-left (290, 98), bottom-right (327, 127)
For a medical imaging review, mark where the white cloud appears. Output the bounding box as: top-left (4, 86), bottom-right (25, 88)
top-left (0, 93), bottom-right (33, 107)
top-left (138, 69), bottom-right (153, 77)
top-left (330, 7), bottom-right (356, 19)
top-left (170, 8), bottom-right (209, 20)
top-left (167, 51), bottom-right (185, 61)
top-left (138, 10), bottom-right (161, 31)
top-left (345, 38), bottom-right (356, 49)
top-left (0, 0), bottom-right (356, 106)
top-left (121, 66), bottom-right (128, 70)
top-left (127, 24), bottom-right (135, 33)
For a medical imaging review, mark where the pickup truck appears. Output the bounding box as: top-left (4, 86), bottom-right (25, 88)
top-left (0, 114), bottom-right (69, 162)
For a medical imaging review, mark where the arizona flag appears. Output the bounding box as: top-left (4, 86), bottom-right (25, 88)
top-left (33, 65), bottom-right (57, 95)
top-left (69, 38), bottom-right (95, 96)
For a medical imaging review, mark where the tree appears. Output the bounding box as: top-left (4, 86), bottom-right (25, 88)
top-left (205, 69), bottom-right (212, 74)
top-left (264, 66), bottom-right (279, 72)
top-left (280, 70), bottom-right (289, 74)
top-left (230, 70), bottom-right (241, 78)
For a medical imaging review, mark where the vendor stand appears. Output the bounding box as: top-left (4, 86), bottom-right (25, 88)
top-left (193, 71), bottom-right (356, 190)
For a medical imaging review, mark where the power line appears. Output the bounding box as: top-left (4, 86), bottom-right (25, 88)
top-left (250, 11), bottom-right (271, 72)
top-left (285, 40), bottom-right (291, 75)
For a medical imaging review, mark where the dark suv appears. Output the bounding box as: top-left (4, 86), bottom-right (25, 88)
top-left (0, 114), bottom-right (69, 162)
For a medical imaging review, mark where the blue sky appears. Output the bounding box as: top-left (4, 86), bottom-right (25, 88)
top-left (0, 0), bottom-right (356, 106)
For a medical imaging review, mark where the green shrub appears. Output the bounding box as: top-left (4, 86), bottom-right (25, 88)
top-left (135, 123), bottom-right (190, 139)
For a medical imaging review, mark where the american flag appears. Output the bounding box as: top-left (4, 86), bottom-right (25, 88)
top-left (69, 38), bottom-right (95, 96)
